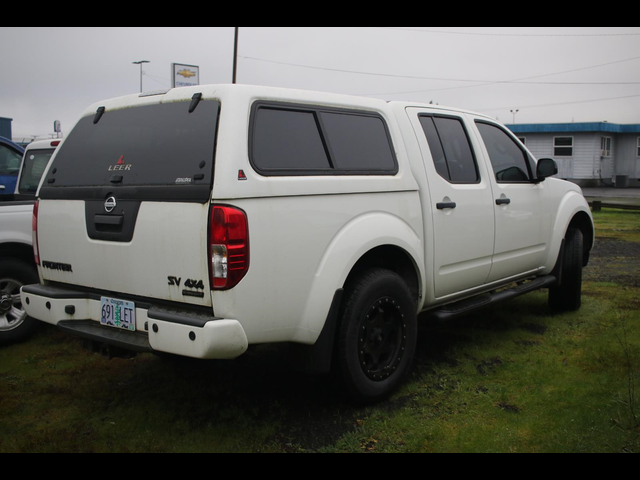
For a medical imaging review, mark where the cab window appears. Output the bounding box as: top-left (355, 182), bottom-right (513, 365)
top-left (476, 121), bottom-right (533, 183)
top-left (419, 115), bottom-right (479, 184)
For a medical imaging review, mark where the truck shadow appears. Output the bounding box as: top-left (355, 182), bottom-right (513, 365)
top-left (21, 293), bottom-right (553, 452)
top-left (414, 292), bottom-right (552, 372)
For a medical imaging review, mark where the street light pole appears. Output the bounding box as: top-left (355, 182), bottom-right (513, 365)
top-left (133, 60), bottom-right (150, 93)
top-left (510, 109), bottom-right (520, 124)
top-left (232, 28), bottom-right (239, 84)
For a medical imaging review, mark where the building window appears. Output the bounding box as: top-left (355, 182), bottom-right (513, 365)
top-left (554, 137), bottom-right (573, 157)
top-left (601, 137), bottom-right (612, 157)
top-left (518, 137), bottom-right (526, 145)
top-left (637, 137), bottom-right (640, 157)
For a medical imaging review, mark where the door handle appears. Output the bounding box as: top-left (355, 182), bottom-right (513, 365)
top-left (94, 215), bottom-right (124, 226)
top-left (496, 198), bottom-right (511, 206)
top-left (436, 202), bottom-right (457, 210)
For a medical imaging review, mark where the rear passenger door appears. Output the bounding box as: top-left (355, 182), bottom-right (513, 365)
top-left (472, 119), bottom-right (550, 282)
top-left (408, 109), bottom-right (495, 299)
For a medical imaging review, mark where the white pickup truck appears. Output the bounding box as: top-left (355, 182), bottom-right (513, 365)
top-left (21, 85), bottom-right (594, 402)
top-left (0, 139), bottom-right (59, 343)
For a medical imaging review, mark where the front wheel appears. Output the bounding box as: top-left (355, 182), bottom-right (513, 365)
top-left (549, 228), bottom-right (584, 312)
top-left (335, 268), bottom-right (417, 404)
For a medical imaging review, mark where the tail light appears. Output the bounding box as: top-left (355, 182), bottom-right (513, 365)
top-left (209, 205), bottom-right (249, 290)
top-left (32, 200), bottom-right (40, 266)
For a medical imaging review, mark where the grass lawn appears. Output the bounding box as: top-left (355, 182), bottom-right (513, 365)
top-left (1, 209), bottom-right (639, 452)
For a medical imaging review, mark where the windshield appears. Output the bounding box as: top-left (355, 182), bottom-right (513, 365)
top-left (0, 144), bottom-right (22, 176)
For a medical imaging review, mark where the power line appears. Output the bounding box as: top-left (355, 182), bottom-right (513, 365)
top-left (241, 55), bottom-right (467, 82)
top-left (239, 53), bottom-right (640, 116)
top-left (479, 93), bottom-right (640, 113)
top-left (363, 55), bottom-right (640, 96)
top-left (377, 27), bottom-right (640, 37)
top-left (144, 73), bottom-right (171, 88)
top-left (240, 54), bottom-right (640, 89)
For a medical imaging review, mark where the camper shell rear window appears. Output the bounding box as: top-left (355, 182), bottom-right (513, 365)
top-left (41, 100), bottom-right (219, 200)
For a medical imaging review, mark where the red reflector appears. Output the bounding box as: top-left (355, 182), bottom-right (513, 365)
top-left (209, 206), bottom-right (249, 290)
top-left (32, 200), bottom-right (40, 266)
top-left (50, 140), bottom-right (60, 147)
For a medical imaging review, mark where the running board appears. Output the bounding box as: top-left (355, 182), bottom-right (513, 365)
top-left (427, 275), bottom-right (557, 322)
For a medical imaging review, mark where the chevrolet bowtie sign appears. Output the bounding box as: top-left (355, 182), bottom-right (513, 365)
top-left (172, 63), bottom-right (200, 88)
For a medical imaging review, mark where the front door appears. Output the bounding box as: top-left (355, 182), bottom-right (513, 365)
top-left (472, 119), bottom-right (550, 282)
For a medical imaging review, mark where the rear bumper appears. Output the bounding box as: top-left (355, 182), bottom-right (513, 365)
top-left (20, 284), bottom-right (248, 360)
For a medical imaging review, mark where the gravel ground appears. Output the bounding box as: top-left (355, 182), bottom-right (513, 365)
top-left (583, 237), bottom-right (640, 287)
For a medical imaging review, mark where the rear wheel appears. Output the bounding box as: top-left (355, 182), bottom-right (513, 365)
top-left (335, 268), bottom-right (417, 403)
top-left (549, 228), bottom-right (583, 312)
top-left (0, 258), bottom-right (39, 344)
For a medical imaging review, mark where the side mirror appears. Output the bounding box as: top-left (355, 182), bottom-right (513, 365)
top-left (536, 158), bottom-right (558, 182)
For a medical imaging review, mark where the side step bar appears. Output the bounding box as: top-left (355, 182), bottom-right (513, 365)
top-left (427, 275), bottom-right (557, 322)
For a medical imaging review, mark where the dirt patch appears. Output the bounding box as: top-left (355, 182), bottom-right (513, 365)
top-left (521, 323), bottom-right (548, 335)
top-left (496, 402), bottom-right (520, 414)
top-left (585, 238), bottom-right (640, 287)
top-left (476, 357), bottom-right (503, 376)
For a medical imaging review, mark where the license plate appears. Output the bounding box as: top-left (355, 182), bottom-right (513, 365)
top-left (100, 297), bottom-right (136, 332)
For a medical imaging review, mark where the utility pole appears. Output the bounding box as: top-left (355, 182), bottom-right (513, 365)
top-left (133, 60), bottom-right (150, 93)
top-left (232, 27), bottom-right (239, 84)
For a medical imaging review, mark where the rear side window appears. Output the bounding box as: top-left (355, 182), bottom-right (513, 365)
top-left (252, 108), bottom-right (331, 171)
top-left (250, 103), bottom-right (398, 176)
top-left (419, 115), bottom-right (479, 184)
top-left (18, 148), bottom-right (54, 194)
top-left (476, 121), bottom-right (533, 183)
top-left (45, 100), bottom-right (220, 189)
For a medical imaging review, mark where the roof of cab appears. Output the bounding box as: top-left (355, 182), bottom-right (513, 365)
top-left (24, 139), bottom-right (61, 151)
top-left (81, 84), bottom-right (392, 117)
top-left (78, 83), bottom-right (499, 125)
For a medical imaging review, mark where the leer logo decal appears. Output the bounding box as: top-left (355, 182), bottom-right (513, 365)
top-left (108, 155), bottom-right (132, 172)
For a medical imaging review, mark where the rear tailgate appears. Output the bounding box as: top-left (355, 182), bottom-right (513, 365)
top-left (36, 96), bottom-right (220, 307)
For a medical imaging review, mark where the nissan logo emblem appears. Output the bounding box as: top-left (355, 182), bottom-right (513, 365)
top-left (104, 197), bottom-right (117, 213)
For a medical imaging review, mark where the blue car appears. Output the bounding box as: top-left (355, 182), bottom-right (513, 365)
top-left (0, 136), bottom-right (25, 196)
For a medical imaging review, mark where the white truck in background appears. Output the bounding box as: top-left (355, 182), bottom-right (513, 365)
top-left (20, 85), bottom-right (594, 402)
top-left (0, 139), bottom-right (59, 343)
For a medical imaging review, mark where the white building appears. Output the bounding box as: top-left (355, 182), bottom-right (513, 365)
top-left (508, 122), bottom-right (640, 187)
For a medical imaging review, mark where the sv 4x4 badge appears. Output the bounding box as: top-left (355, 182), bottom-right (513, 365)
top-left (168, 276), bottom-right (206, 298)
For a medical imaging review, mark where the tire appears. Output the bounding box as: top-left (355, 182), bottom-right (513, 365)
top-left (0, 257), bottom-right (39, 345)
top-left (549, 228), bottom-right (583, 312)
top-left (335, 268), bottom-right (417, 404)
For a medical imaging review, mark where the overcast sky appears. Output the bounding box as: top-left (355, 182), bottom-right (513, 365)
top-left (2, 27), bottom-right (640, 140)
